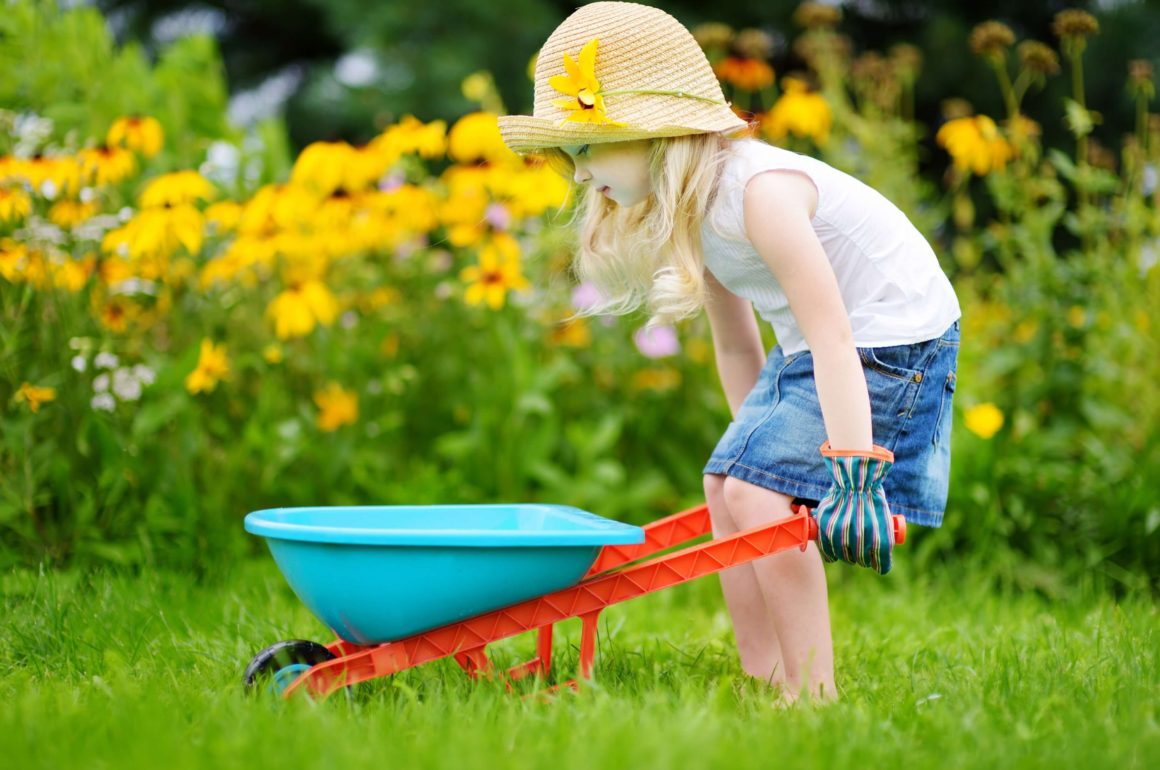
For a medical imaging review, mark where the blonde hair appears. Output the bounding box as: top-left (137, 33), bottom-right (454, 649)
top-left (534, 131), bottom-right (743, 326)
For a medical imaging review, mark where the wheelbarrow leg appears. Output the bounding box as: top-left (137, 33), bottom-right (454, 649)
top-left (578, 610), bottom-right (602, 679)
top-left (537, 624), bottom-right (554, 675)
top-left (454, 647), bottom-right (491, 678)
top-left (505, 624), bottom-right (555, 683)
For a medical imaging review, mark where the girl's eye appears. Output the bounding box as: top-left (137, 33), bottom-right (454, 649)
top-left (577, 144), bottom-right (589, 157)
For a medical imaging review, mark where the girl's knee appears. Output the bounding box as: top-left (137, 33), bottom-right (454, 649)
top-left (703, 474), bottom-right (735, 535)
top-left (704, 473), bottom-right (727, 502)
top-left (722, 476), bottom-right (794, 530)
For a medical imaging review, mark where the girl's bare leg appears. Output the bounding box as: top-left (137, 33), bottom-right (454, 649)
top-left (715, 474), bottom-right (837, 702)
top-left (704, 473), bottom-right (785, 686)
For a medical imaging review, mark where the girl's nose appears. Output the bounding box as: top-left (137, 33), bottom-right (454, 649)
top-left (573, 165), bottom-right (591, 185)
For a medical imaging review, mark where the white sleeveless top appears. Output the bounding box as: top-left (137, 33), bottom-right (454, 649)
top-left (701, 138), bottom-right (961, 354)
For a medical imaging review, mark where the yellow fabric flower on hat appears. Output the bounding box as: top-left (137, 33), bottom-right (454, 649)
top-left (548, 39), bottom-right (626, 127)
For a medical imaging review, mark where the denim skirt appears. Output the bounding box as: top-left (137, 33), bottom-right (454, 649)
top-left (703, 319), bottom-right (960, 527)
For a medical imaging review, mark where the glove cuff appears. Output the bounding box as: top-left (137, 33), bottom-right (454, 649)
top-left (819, 442), bottom-right (894, 490)
top-left (819, 441), bottom-right (894, 463)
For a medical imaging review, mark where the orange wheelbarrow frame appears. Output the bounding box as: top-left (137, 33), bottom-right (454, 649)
top-left (283, 504), bottom-right (905, 699)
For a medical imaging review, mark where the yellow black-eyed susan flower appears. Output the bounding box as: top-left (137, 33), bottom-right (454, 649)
top-left (762, 78), bottom-right (832, 146)
top-left (964, 403), bottom-right (1004, 439)
top-left (266, 279), bottom-right (339, 339)
top-left (13, 382), bottom-right (56, 413)
top-left (18, 155), bottom-right (84, 197)
top-left (936, 115), bottom-right (1013, 175)
top-left (447, 112), bottom-right (517, 165)
top-left (460, 233), bottom-right (530, 310)
top-left (185, 338), bottom-right (230, 394)
top-left (291, 141), bottom-right (374, 197)
top-left (139, 171), bottom-right (215, 208)
top-left (0, 187), bottom-right (32, 222)
top-left (376, 115), bottom-right (447, 161)
top-left (714, 56), bottom-right (775, 92)
top-left (107, 115), bottom-right (164, 158)
top-left (78, 145), bottom-right (137, 187)
top-left (48, 199), bottom-right (99, 229)
top-left (204, 200), bottom-right (243, 234)
top-left (314, 382), bottom-right (358, 431)
top-left (102, 204), bottom-right (204, 259)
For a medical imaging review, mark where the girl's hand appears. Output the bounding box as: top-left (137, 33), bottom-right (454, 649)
top-left (812, 442), bottom-right (897, 574)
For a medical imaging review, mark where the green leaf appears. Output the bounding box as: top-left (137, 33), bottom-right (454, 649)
top-left (1063, 99), bottom-right (1098, 138)
top-left (1048, 148), bottom-right (1078, 180)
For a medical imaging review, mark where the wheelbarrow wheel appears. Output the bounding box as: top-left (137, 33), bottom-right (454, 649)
top-left (243, 639), bottom-right (336, 697)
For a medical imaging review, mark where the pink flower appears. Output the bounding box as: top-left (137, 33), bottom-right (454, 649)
top-left (571, 282), bottom-right (602, 310)
top-left (396, 234), bottom-right (429, 260)
top-left (485, 202), bottom-right (511, 230)
top-left (379, 171), bottom-right (406, 192)
top-left (633, 325), bottom-right (680, 358)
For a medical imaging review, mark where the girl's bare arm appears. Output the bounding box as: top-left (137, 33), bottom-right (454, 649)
top-left (742, 169), bottom-right (874, 451)
top-left (703, 269), bottom-right (765, 416)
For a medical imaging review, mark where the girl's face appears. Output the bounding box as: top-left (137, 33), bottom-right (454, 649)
top-left (562, 139), bottom-right (653, 207)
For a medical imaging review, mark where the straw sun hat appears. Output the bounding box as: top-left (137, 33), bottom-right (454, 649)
top-left (497, 1), bottom-right (750, 154)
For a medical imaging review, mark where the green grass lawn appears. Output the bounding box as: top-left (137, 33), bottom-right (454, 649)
top-left (1, 557), bottom-right (1156, 770)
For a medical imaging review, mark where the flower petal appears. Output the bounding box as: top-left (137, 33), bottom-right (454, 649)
top-left (562, 52), bottom-right (582, 84)
top-left (548, 74), bottom-right (579, 96)
top-left (578, 39), bottom-right (599, 81)
top-left (486, 285), bottom-right (505, 309)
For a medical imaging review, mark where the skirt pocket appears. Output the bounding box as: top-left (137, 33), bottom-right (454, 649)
top-left (932, 370), bottom-right (957, 446)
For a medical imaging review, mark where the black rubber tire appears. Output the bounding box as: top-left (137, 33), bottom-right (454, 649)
top-left (243, 639), bottom-right (336, 692)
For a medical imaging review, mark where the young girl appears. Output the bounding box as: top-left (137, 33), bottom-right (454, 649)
top-left (498, 1), bottom-right (961, 703)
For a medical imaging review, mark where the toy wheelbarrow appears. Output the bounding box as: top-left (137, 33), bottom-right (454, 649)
top-left (242, 503), bottom-right (906, 699)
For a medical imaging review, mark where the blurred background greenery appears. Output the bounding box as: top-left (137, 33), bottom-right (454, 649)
top-left (93, 0), bottom-right (1160, 168)
top-left (1, 0), bottom-right (1158, 596)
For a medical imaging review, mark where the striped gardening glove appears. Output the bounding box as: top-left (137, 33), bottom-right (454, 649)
top-left (812, 442), bottom-right (897, 575)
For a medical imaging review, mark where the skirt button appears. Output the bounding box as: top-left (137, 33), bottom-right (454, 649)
top-left (914, 372), bottom-right (924, 383)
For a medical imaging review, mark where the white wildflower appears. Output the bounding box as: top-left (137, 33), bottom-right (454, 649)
top-left (109, 278), bottom-right (158, 296)
top-left (91, 393), bottom-right (116, 412)
top-left (112, 368), bottom-right (142, 401)
top-left (94, 352), bottom-right (119, 369)
top-left (132, 364), bottom-right (156, 386)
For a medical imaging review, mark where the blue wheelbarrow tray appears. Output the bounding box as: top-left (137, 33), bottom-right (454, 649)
top-left (244, 505), bottom-right (646, 645)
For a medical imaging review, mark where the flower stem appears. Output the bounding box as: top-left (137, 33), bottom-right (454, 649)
top-left (1136, 92), bottom-right (1149, 157)
top-left (1068, 46), bottom-right (1088, 166)
top-left (989, 56), bottom-right (1020, 121)
top-left (1010, 70), bottom-right (1032, 113)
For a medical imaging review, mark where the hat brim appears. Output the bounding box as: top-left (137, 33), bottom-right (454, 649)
top-left (497, 113), bottom-right (751, 154)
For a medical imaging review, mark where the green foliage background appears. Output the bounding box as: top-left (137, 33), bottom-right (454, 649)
top-left (1, 0), bottom-right (1158, 595)
top-left (95, 0), bottom-right (1160, 162)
